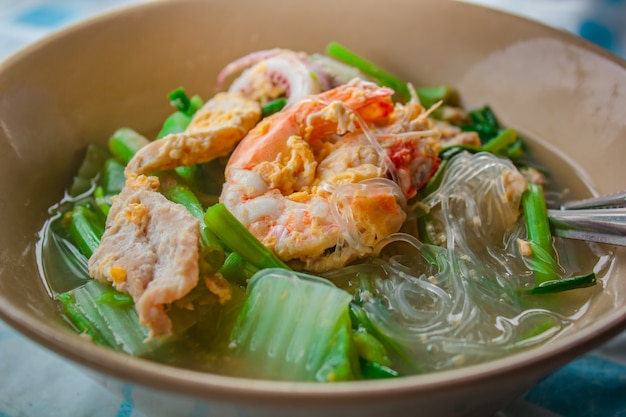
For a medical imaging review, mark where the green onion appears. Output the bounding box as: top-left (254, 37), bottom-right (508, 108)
top-left (204, 203), bottom-right (290, 270)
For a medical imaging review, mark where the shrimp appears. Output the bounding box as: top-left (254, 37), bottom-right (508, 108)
top-left (226, 78), bottom-right (395, 174)
top-left (126, 92), bottom-right (261, 176)
top-left (221, 79), bottom-right (419, 271)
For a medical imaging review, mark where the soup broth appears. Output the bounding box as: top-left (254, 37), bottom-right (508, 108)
top-left (36, 45), bottom-right (614, 381)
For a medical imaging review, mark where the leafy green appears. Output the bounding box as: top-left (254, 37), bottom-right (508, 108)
top-left (230, 268), bottom-right (359, 382)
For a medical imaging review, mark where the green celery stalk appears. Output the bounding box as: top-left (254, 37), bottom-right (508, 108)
top-left (93, 186), bottom-right (110, 216)
top-left (204, 203), bottom-right (290, 270)
top-left (64, 204), bottom-right (104, 258)
top-left (108, 128), bottom-right (150, 165)
top-left (219, 252), bottom-right (259, 285)
top-left (101, 158), bottom-right (126, 195)
top-left (156, 111), bottom-right (192, 139)
top-left (230, 268), bottom-right (359, 382)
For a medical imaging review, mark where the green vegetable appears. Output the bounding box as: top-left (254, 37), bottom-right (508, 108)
top-left (520, 319), bottom-right (556, 340)
top-left (101, 158), bottom-right (126, 195)
top-left (39, 216), bottom-right (91, 294)
top-left (349, 301), bottom-right (419, 373)
top-left (57, 280), bottom-right (154, 355)
top-left (359, 359), bottom-right (399, 379)
top-left (481, 128), bottom-right (518, 154)
top-left (204, 203), bottom-right (290, 270)
top-left (219, 252), bottom-right (259, 285)
top-left (230, 268), bottom-right (359, 382)
top-left (173, 165), bottom-right (199, 186)
top-left (168, 87), bottom-right (203, 116)
top-left (96, 290), bottom-right (134, 306)
top-left (64, 204), bottom-right (105, 258)
top-left (352, 328), bottom-right (392, 367)
top-left (157, 111), bottom-right (193, 139)
top-left (93, 186), bottom-right (110, 216)
top-left (414, 85), bottom-right (453, 110)
top-left (69, 144), bottom-right (110, 197)
top-left (326, 42), bottom-right (450, 107)
top-left (522, 183), bottom-right (559, 285)
top-left (326, 41), bottom-right (411, 100)
top-left (262, 97), bottom-right (287, 117)
top-left (156, 88), bottom-right (203, 139)
top-left (108, 128), bottom-right (150, 165)
top-left (420, 158), bottom-right (451, 198)
top-left (460, 106), bottom-right (500, 143)
top-left (527, 272), bottom-right (596, 295)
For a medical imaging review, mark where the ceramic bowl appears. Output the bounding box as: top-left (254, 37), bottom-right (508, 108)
top-left (1, 1), bottom-right (625, 416)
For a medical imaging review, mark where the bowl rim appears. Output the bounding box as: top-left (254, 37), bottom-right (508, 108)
top-left (1, 0), bottom-right (626, 405)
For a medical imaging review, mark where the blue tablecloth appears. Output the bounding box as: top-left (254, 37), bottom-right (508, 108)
top-left (1, 1), bottom-right (625, 416)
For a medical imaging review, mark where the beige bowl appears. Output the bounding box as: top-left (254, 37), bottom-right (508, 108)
top-left (1, 0), bottom-right (625, 416)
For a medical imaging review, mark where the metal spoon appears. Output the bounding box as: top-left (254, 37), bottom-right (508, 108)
top-left (548, 191), bottom-right (626, 246)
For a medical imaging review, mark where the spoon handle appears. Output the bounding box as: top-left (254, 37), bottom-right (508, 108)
top-left (561, 191), bottom-right (626, 210)
top-left (548, 208), bottom-right (626, 246)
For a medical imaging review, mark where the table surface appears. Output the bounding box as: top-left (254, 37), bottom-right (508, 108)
top-left (1, 1), bottom-right (625, 416)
